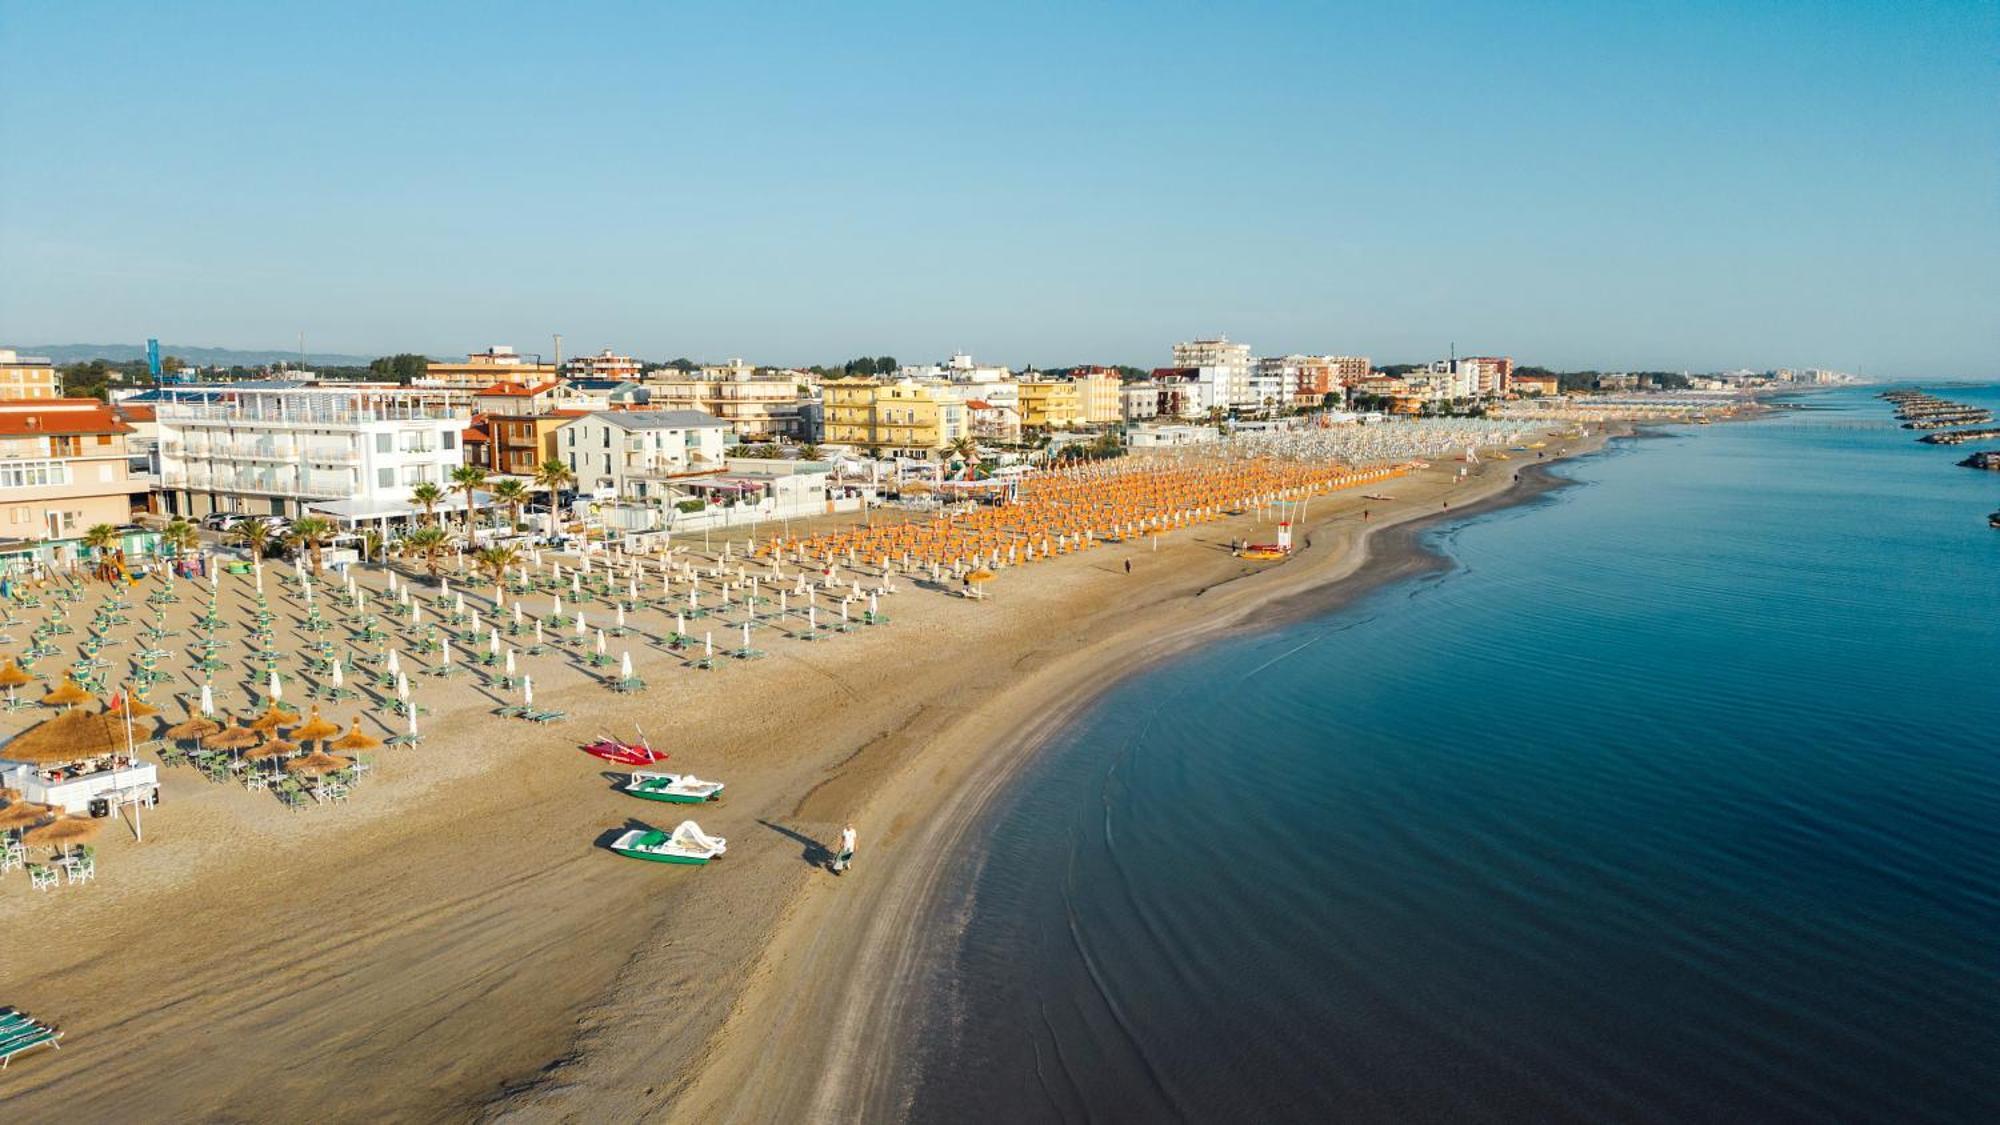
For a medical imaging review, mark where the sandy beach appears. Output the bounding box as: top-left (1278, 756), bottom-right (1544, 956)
top-left (0, 431), bottom-right (1612, 1121)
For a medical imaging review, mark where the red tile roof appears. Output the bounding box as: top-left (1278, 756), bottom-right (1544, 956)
top-left (0, 401), bottom-right (133, 437)
top-left (475, 381), bottom-right (561, 397)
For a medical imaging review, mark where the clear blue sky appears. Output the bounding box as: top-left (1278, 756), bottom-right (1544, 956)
top-left (2, 1), bottom-right (1995, 376)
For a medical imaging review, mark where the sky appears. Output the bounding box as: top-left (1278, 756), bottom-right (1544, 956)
top-left (2, 0), bottom-right (1995, 377)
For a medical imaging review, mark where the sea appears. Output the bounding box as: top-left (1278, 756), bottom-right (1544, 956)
top-left (895, 383), bottom-right (2000, 1123)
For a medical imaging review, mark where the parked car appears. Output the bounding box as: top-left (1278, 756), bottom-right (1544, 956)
top-left (198, 512), bottom-right (245, 532)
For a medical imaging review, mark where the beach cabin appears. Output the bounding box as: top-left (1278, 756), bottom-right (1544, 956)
top-left (0, 708), bottom-right (159, 816)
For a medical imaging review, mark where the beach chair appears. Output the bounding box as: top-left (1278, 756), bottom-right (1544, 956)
top-left (28, 865), bottom-right (56, 891)
top-left (65, 853), bottom-right (94, 886)
top-left (611, 677), bottom-right (647, 693)
top-left (0, 839), bottom-right (22, 874)
top-left (528, 709), bottom-right (568, 724)
top-left (0, 1021), bottom-right (63, 1069)
top-left (494, 703), bottom-right (527, 718)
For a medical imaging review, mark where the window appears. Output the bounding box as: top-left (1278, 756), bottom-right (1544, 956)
top-left (602, 430), bottom-right (610, 448)
top-left (442, 431), bottom-right (457, 450)
top-left (403, 466), bottom-right (425, 486)
top-left (378, 468), bottom-right (394, 488)
top-left (97, 434), bottom-right (112, 446)
top-left (376, 433), bottom-right (392, 454)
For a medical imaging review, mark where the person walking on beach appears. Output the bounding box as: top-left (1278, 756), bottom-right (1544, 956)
top-left (1124, 559), bottom-right (1132, 575)
top-left (832, 823), bottom-right (857, 874)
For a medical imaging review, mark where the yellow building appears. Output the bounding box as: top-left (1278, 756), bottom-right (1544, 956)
top-left (823, 379), bottom-right (967, 459)
top-left (1017, 380), bottom-right (1084, 431)
top-left (1069, 370), bottom-right (1123, 425)
top-left (644, 368), bottom-right (813, 439)
top-left (423, 346), bottom-right (557, 389)
top-left (0, 350), bottom-right (61, 400)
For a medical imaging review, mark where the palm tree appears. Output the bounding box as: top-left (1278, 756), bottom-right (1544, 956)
top-left (534, 458), bottom-right (575, 533)
top-left (360, 528), bottom-right (385, 565)
top-left (285, 515), bottom-right (335, 576)
top-left (798, 443), bottom-right (822, 461)
top-left (82, 523), bottom-right (119, 583)
top-left (475, 543), bottom-right (522, 586)
top-left (449, 464), bottom-right (488, 540)
top-left (402, 526), bottom-right (450, 579)
top-left (409, 482), bottom-right (445, 527)
top-left (159, 517), bottom-right (199, 566)
top-left (488, 478), bottom-right (530, 532)
top-left (231, 520), bottom-right (272, 560)
top-left (948, 436), bottom-right (979, 464)
top-left (533, 457), bottom-right (574, 502)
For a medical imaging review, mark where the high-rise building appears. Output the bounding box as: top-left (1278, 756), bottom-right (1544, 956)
top-left (1172, 337), bottom-right (1253, 409)
top-left (1066, 367), bottom-right (1124, 425)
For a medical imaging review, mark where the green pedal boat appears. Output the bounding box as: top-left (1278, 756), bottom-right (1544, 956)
top-left (610, 820), bottom-right (728, 865)
top-left (623, 771), bottom-right (725, 804)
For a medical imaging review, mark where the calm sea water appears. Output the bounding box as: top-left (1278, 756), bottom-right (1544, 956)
top-left (899, 384), bottom-right (2000, 1124)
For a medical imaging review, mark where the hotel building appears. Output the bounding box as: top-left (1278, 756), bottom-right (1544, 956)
top-left (155, 386), bottom-right (469, 522)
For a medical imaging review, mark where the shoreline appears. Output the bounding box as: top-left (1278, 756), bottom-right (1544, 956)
top-left (0, 425), bottom-right (1623, 1124)
top-left (636, 430), bottom-right (1626, 1123)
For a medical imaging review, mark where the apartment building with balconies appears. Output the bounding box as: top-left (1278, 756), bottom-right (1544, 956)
top-left (155, 386), bottom-right (469, 520)
top-left (0, 399), bottom-right (149, 563)
top-left (558, 410), bottom-right (732, 502)
top-left (822, 379), bottom-right (967, 459)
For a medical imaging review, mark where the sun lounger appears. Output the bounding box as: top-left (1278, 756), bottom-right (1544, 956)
top-left (0, 1023), bottom-right (63, 1069)
top-left (495, 703), bottom-right (527, 718)
top-left (527, 709), bottom-right (568, 724)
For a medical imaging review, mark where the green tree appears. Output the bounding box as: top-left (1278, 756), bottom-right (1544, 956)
top-left (534, 457), bottom-right (574, 502)
top-left (475, 542), bottom-right (522, 585)
top-left (409, 482), bottom-right (445, 526)
top-left (231, 520), bottom-right (272, 559)
top-left (82, 523), bottom-right (119, 561)
top-left (285, 515), bottom-right (335, 576)
top-left (402, 526), bottom-right (451, 579)
top-left (159, 517), bottom-right (199, 563)
top-left (489, 477), bottom-right (530, 531)
top-left (449, 464), bottom-right (488, 539)
top-left (798, 443), bottom-right (822, 461)
top-left (368, 353), bottom-right (430, 383)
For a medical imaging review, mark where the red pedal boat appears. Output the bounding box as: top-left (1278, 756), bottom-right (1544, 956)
top-left (583, 730), bottom-right (664, 766)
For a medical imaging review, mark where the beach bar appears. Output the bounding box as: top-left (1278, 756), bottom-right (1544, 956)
top-left (1, 709), bottom-right (159, 816)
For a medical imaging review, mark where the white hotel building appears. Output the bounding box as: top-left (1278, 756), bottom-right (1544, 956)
top-left (156, 386), bottom-right (470, 523)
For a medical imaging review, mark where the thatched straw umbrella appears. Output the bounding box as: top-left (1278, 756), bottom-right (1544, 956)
top-left (0, 659), bottom-right (34, 708)
top-left (284, 750), bottom-right (351, 776)
top-left (290, 707), bottom-right (341, 747)
top-left (202, 724), bottom-right (260, 754)
top-left (246, 702), bottom-right (300, 733)
top-left (24, 814), bottom-right (101, 853)
top-left (40, 676), bottom-right (93, 711)
top-left (245, 738), bottom-right (296, 762)
top-left (0, 802), bottom-right (51, 832)
top-left (163, 714), bottom-right (223, 742)
top-left (330, 719), bottom-right (382, 753)
top-left (116, 695), bottom-right (162, 719)
top-left (3, 707), bottom-right (121, 766)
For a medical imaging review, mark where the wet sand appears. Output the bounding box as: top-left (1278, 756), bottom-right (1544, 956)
top-left (0, 434), bottom-right (1610, 1122)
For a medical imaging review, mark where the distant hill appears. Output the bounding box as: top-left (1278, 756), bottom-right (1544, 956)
top-left (17, 343), bottom-right (382, 367)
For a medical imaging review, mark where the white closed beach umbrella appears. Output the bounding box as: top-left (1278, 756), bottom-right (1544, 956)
top-left (703, 632), bottom-right (713, 658)
top-left (505, 648), bottom-right (517, 676)
top-left (522, 675), bottom-right (534, 707)
top-left (575, 609), bottom-right (587, 638)
top-left (387, 649), bottom-right (401, 677)
top-left (395, 671), bottom-right (410, 701)
top-left (199, 681), bottom-right (215, 715)
top-left (440, 577), bottom-right (450, 597)
top-left (675, 611), bottom-right (686, 637)
top-left (615, 604), bottom-right (626, 630)
top-left (330, 659), bottom-right (345, 691)
top-left (409, 601), bottom-right (420, 626)
top-left (513, 603), bottom-right (523, 627)
top-left (741, 621), bottom-right (751, 649)
top-left (268, 668), bottom-right (283, 701)
top-left (552, 595), bottom-right (562, 618)
top-left (488, 630), bottom-right (500, 655)
top-left (620, 651), bottom-right (633, 680)
top-left (595, 629), bottom-right (606, 656)
top-left (441, 640), bottom-right (454, 669)
top-left (408, 708), bottom-right (420, 737)
top-left (534, 620), bottom-right (545, 645)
